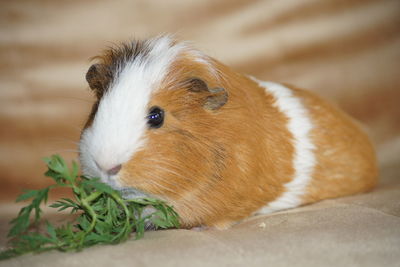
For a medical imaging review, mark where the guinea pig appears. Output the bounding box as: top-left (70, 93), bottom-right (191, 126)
top-left (79, 35), bottom-right (378, 229)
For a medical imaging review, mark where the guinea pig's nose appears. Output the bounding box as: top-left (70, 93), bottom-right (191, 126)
top-left (107, 164), bottom-right (122, 176)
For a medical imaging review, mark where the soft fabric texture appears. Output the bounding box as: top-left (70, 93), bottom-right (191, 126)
top-left (0, 0), bottom-right (399, 266)
top-left (1, 169), bottom-right (399, 266)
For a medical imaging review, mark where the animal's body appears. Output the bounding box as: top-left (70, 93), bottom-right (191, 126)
top-left (79, 36), bottom-right (378, 229)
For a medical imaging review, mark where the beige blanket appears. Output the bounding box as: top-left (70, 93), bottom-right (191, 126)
top-left (0, 0), bottom-right (399, 266)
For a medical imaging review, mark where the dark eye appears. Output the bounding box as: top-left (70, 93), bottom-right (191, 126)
top-left (147, 106), bottom-right (164, 128)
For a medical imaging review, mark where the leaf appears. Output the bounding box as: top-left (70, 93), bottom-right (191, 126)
top-left (8, 207), bottom-right (31, 237)
top-left (46, 222), bottom-right (57, 242)
top-left (50, 198), bottom-right (79, 212)
top-left (45, 155), bottom-right (65, 174)
top-left (20, 232), bottom-right (53, 244)
top-left (84, 232), bottom-right (111, 243)
top-left (44, 155), bottom-right (73, 182)
top-left (135, 220), bottom-right (145, 240)
top-left (2, 154), bottom-right (181, 260)
top-left (16, 190), bottom-right (38, 202)
top-left (76, 215), bottom-right (91, 232)
top-left (0, 249), bottom-right (19, 260)
top-left (82, 179), bottom-right (114, 195)
top-left (71, 161), bottom-right (79, 180)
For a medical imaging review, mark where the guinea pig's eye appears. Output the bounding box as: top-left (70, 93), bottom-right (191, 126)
top-left (147, 106), bottom-right (164, 128)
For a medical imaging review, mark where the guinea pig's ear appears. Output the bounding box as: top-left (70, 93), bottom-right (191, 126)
top-left (85, 64), bottom-right (107, 98)
top-left (204, 87), bottom-right (228, 110)
top-left (188, 78), bottom-right (228, 110)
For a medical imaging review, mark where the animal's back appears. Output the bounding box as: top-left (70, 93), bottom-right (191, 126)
top-left (293, 86), bottom-right (378, 203)
top-left (256, 81), bottom-right (378, 214)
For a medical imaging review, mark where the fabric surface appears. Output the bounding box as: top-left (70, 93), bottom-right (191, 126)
top-left (0, 0), bottom-right (399, 266)
top-left (1, 169), bottom-right (399, 267)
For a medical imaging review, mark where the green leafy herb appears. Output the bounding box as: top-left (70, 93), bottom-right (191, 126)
top-left (0, 155), bottom-right (180, 260)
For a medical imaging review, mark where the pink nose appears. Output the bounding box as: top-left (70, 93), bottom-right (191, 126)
top-left (107, 164), bottom-right (122, 176)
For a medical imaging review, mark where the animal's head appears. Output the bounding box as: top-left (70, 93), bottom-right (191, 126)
top-left (79, 36), bottom-right (230, 202)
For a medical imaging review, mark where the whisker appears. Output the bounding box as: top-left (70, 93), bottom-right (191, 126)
top-left (141, 158), bottom-right (193, 183)
top-left (44, 148), bottom-right (80, 155)
top-left (140, 179), bottom-right (177, 195)
top-left (52, 123), bottom-right (85, 134)
top-left (154, 165), bottom-right (190, 183)
top-left (141, 158), bottom-right (181, 170)
top-left (47, 137), bottom-right (80, 146)
top-left (56, 95), bottom-right (94, 104)
top-left (133, 161), bottom-right (193, 191)
top-left (131, 167), bottom-right (179, 194)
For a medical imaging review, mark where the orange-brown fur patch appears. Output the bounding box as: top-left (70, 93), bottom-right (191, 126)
top-left (120, 56), bottom-right (294, 228)
top-left (287, 87), bottom-right (379, 203)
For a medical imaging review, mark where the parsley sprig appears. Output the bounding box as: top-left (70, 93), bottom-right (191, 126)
top-left (0, 155), bottom-right (180, 260)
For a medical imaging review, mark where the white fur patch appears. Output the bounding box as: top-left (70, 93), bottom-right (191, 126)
top-left (255, 81), bottom-right (316, 214)
top-left (79, 36), bottom-right (191, 189)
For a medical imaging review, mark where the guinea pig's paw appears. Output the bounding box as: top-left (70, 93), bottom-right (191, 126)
top-left (144, 221), bottom-right (157, 231)
top-left (140, 206), bottom-right (157, 230)
top-left (120, 187), bottom-right (151, 199)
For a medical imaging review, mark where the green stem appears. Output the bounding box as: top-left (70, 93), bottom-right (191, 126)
top-left (110, 193), bottom-right (131, 240)
top-left (78, 191), bottom-right (102, 231)
top-left (81, 205), bottom-right (96, 232)
top-left (112, 193), bottom-right (130, 223)
top-left (79, 191), bottom-right (103, 236)
top-left (83, 191), bottom-right (102, 203)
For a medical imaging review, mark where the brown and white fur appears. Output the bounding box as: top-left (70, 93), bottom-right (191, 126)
top-left (79, 35), bottom-right (378, 229)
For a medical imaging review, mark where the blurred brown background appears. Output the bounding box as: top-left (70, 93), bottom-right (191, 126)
top-left (0, 0), bottom-right (399, 201)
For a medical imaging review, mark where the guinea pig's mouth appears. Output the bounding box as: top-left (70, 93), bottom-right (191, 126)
top-left (98, 175), bottom-right (153, 200)
top-left (79, 155), bottom-right (153, 200)
top-left (106, 173), bottom-right (154, 200)
top-left (81, 168), bottom-right (152, 200)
